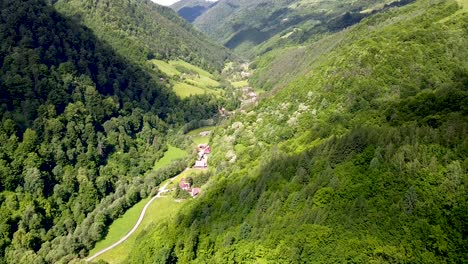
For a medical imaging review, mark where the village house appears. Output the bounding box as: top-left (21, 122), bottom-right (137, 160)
top-left (194, 144), bottom-right (210, 168)
top-left (178, 178), bottom-right (202, 197)
top-left (191, 188), bottom-right (201, 197)
top-left (195, 159), bottom-right (207, 168)
top-left (179, 178), bottom-right (191, 190)
top-left (199, 131), bottom-right (211, 137)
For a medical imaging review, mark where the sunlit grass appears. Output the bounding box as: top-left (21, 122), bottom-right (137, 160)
top-left (170, 60), bottom-right (213, 78)
top-left (88, 197), bottom-right (151, 257)
top-left (188, 126), bottom-right (215, 145)
top-left (154, 145), bottom-right (188, 171)
top-left (93, 197), bottom-right (185, 264)
top-left (151, 60), bottom-right (179, 76)
top-left (231, 80), bottom-right (249, 88)
top-left (173, 82), bottom-right (211, 98)
top-left (151, 59), bottom-right (222, 98)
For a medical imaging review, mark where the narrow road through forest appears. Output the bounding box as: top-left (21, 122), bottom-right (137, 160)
top-left (85, 170), bottom-right (186, 262)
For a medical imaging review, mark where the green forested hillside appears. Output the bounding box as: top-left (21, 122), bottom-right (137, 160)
top-left (54, 0), bottom-right (232, 72)
top-left (192, 0), bottom-right (415, 56)
top-left (129, 0), bottom-right (468, 262)
top-left (0, 0), bottom-right (223, 263)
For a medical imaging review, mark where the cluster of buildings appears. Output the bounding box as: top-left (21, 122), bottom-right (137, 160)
top-left (179, 178), bottom-right (201, 197)
top-left (176, 139), bottom-right (212, 198)
top-left (195, 144), bottom-right (211, 168)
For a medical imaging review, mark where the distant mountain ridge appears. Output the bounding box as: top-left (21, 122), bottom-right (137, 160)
top-left (184, 0), bottom-right (415, 57)
top-left (171, 0), bottom-right (217, 22)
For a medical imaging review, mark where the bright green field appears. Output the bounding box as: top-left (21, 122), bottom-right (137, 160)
top-left (93, 197), bottom-right (185, 264)
top-left (231, 80), bottom-right (249, 88)
top-left (457, 0), bottom-right (467, 10)
top-left (88, 133), bottom-right (211, 262)
top-left (88, 197), bottom-right (151, 257)
top-left (152, 60), bottom-right (179, 76)
top-left (170, 60), bottom-right (214, 79)
top-left (154, 145), bottom-right (187, 171)
top-left (188, 126), bottom-right (215, 145)
top-left (151, 59), bottom-right (222, 98)
top-left (173, 82), bottom-right (216, 98)
top-left (185, 77), bottom-right (219, 89)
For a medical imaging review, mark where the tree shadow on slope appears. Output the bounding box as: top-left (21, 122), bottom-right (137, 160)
top-left (132, 119), bottom-right (467, 263)
top-left (0, 0), bottom-right (179, 130)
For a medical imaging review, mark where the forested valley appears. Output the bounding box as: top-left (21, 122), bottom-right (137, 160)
top-left (131, 0), bottom-right (468, 263)
top-left (0, 0), bottom-right (228, 262)
top-left (0, 0), bottom-right (467, 263)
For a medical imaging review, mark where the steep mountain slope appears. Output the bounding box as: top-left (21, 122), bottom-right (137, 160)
top-left (54, 0), bottom-right (232, 72)
top-left (0, 0), bottom-right (221, 263)
top-left (192, 0), bottom-right (415, 56)
top-left (171, 0), bottom-right (215, 22)
top-left (129, 0), bottom-right (468, 262)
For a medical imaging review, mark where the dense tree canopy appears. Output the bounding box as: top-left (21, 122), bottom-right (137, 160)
top-left (54, 0), bottom-right (233, 72)
top-left (0, 0), bottom-right (226, 262)
top-left (129, 0), bottom-right (468, 262)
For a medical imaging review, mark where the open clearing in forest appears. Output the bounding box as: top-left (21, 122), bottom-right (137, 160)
top-left (91, 197), bottom-right (184, 264)
top-left (187, 126), bottom-right (215, 145)
top-left (88, 197), bottom-right (150, 258)
top-left (153, 144), bottom-right (187, 171)
top-left (87, 145), bottom-right (187, 261)
top-left (152, 59), bottom-right (222, 98)
top-left (88, 126), bottom-right (214, 262)
top-left (231, 79), bottom-right (248, 88)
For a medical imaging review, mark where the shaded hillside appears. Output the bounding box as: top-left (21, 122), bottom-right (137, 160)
top-left (129, 0), bottom-right (468, 262)
top-left (54, 0), bottom-right (232, 72)
top-left (0, 0), bottom-right (172, 129)
top-left (0, 0), bottom-right (222, 262)
top-left (192, 0), bottom-right (415, 57)
top-left (171, 0), bottom-right (215, 22)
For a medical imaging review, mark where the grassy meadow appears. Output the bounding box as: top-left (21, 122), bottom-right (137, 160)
top-left (92, 197), bottom-right (185, 264)
top-left (152, 59), bottom-right (223, 98)
top-left (153, 145), bottom-right (188, 171)
top-left (187, 126), bottom-right (215, 145)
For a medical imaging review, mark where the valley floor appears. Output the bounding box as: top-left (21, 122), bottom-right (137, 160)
top-left (86, 129), bottom-right (214, 263)
top-left (86, 175), bottom-right (181, 262)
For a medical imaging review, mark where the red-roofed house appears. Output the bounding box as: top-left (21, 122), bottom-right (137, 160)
top-left (204, 146), bottom-right (211, 154)
top-left (191, 188), bottom-right (201, 197)
top-left (179, 178), bottom-right (191, 190)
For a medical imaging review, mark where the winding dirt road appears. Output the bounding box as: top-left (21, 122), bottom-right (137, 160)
top-left (85, 172), bottom-right (183, 262)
